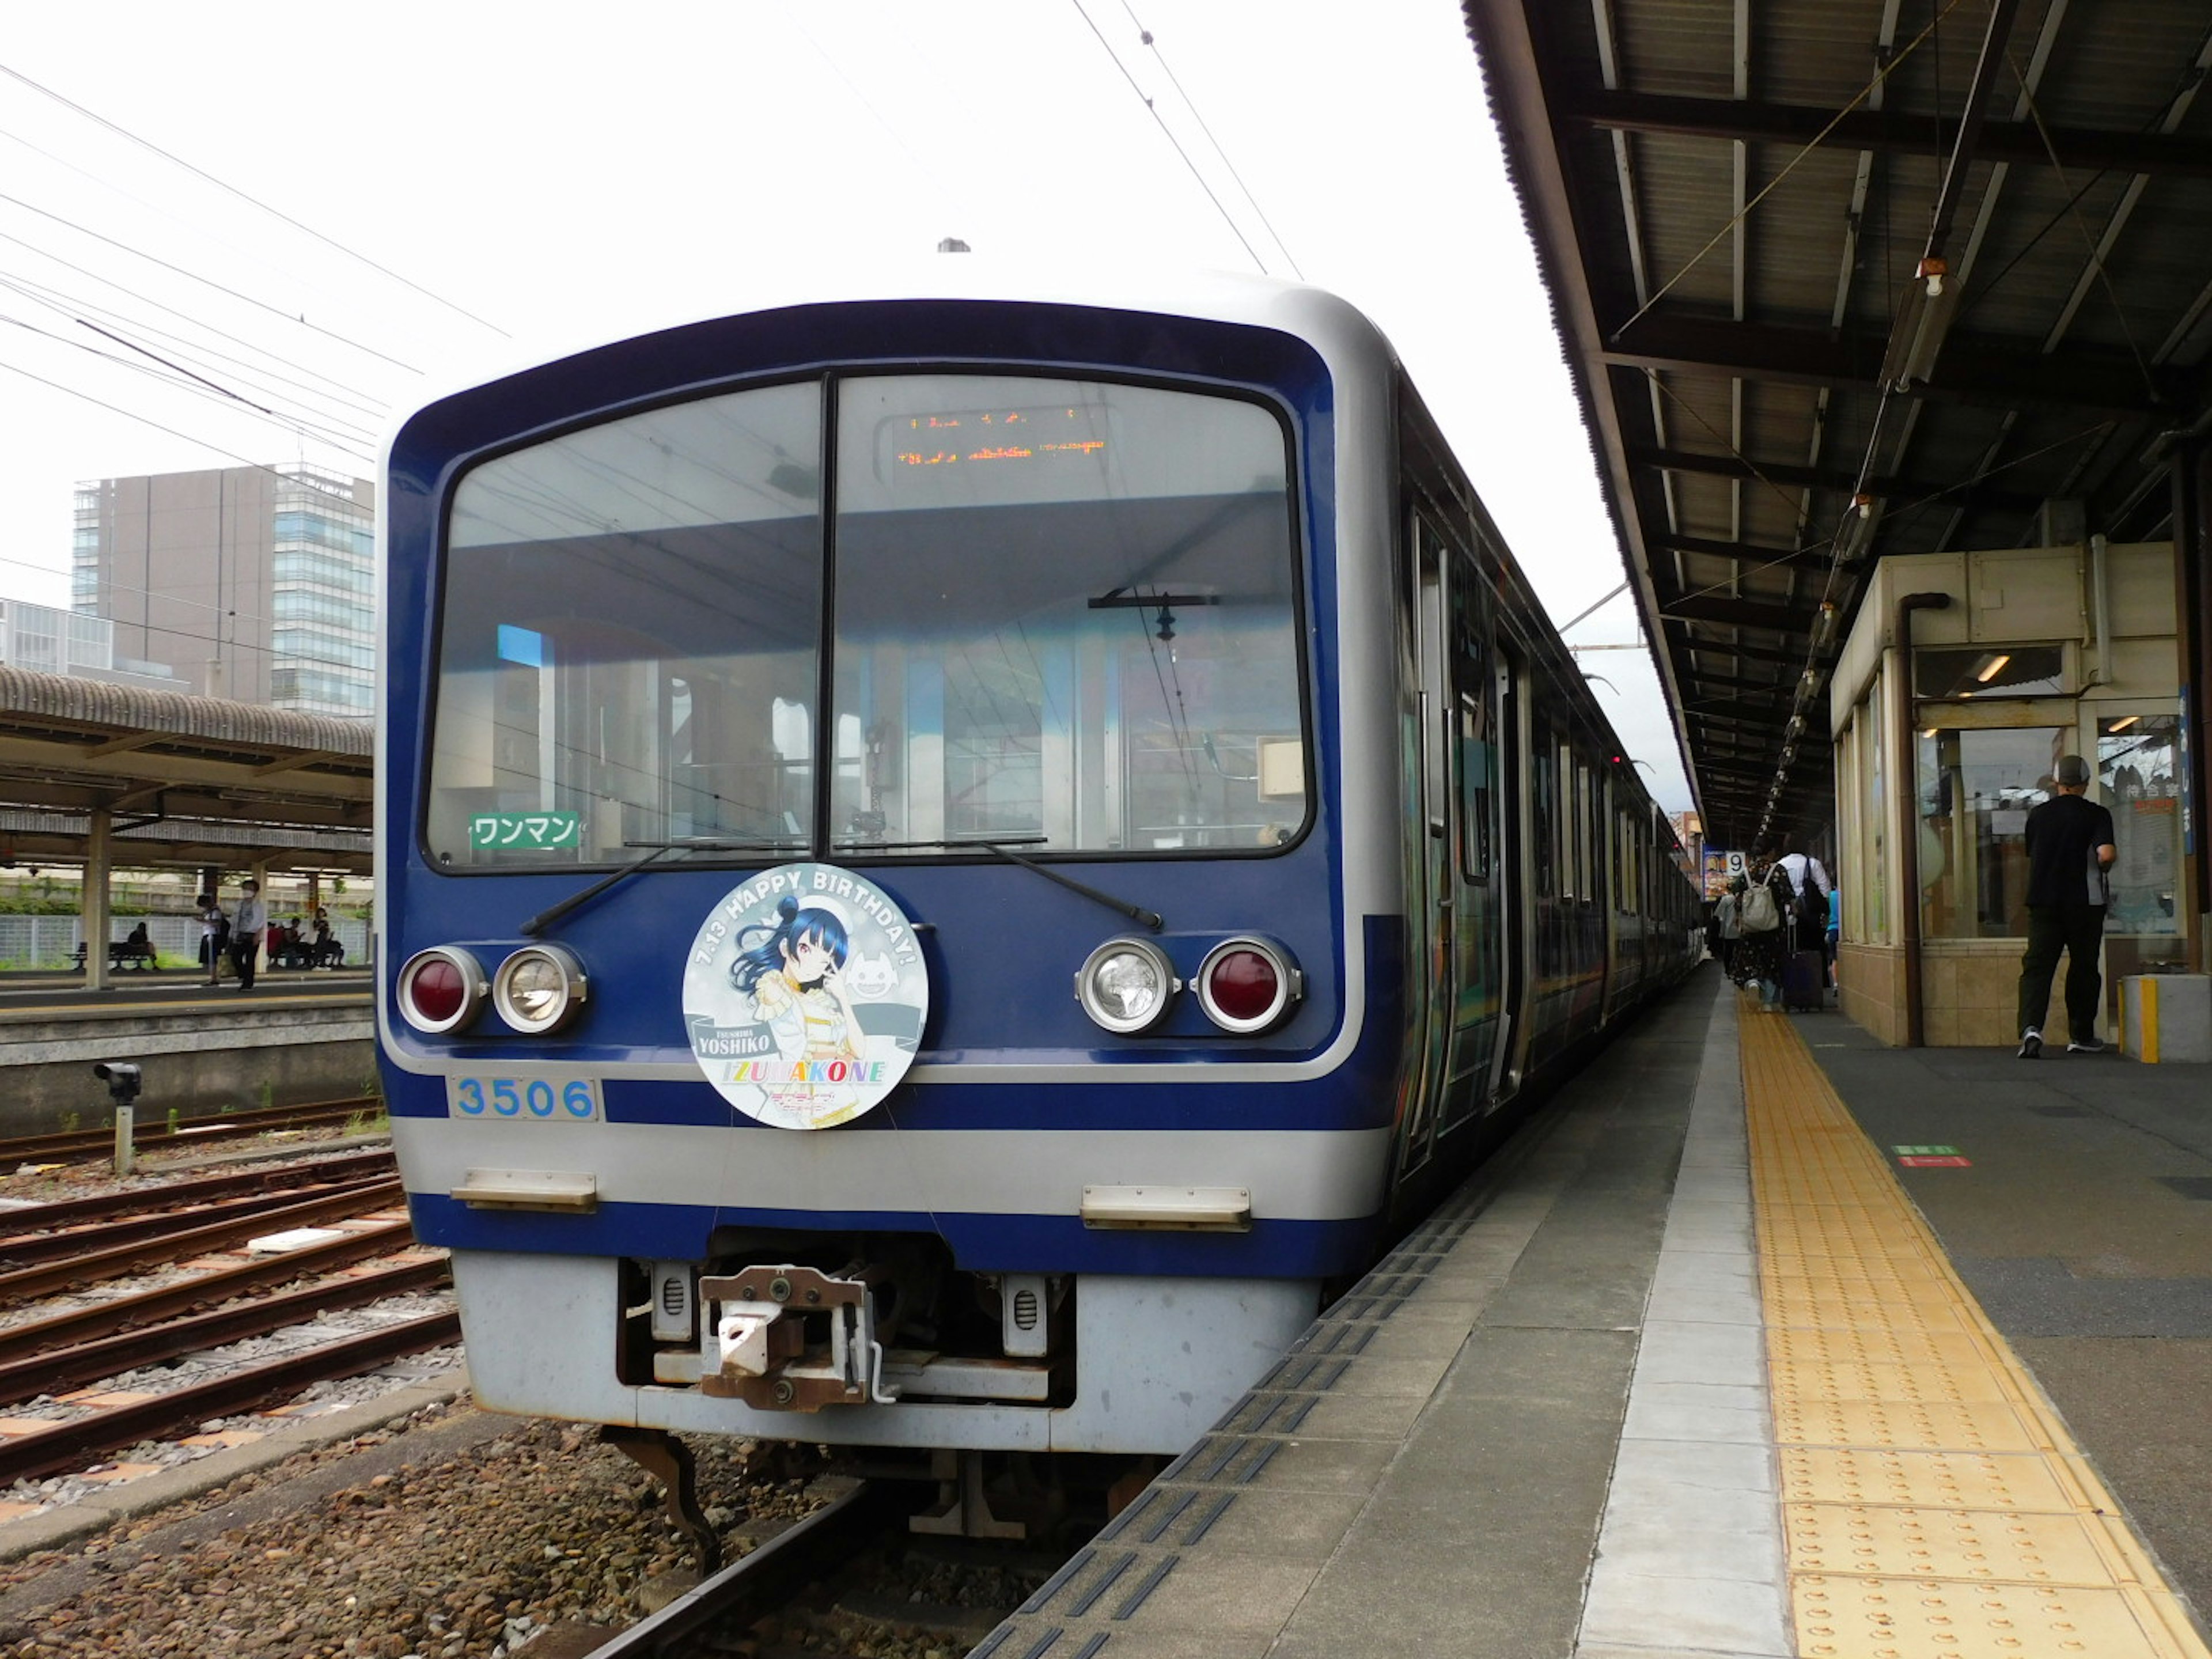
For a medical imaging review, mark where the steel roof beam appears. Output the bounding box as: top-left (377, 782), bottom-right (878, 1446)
top-left (1566, 89), bottom-right (2212, 182)
top-left (1604, 316), bottom-right (2170, 418)
top-left (1657, 533), bottom-right (1827, 572)
top-left (1628, 445), bottom-right (2043, 514)
top-left (1675, 639), bottom-right (1812, 669)
top-left (1661, 592), bottom-right (1824, 630)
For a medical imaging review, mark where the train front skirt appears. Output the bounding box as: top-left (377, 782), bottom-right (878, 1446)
top-left (450, 1248), bottom-right (1323, 1455)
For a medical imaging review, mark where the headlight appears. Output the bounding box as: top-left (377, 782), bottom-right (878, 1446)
top-left (397, 946), bottom-right (487, 1036)
top-left (1074, 937), bottom-right (1179, 1035)
top-left (1195, 937), bottom-right (1301, 1034)
top-left (493, 944), bottom-right (588, 1035)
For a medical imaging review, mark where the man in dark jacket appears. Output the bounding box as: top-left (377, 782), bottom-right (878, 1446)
top-left (2016, 754), bottom-right (2118, 1059)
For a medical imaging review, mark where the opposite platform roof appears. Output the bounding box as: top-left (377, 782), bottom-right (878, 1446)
top-left (0, 667), bottom-right (372, 874)
top-left (1465, 0), bottom-right (2212, 850)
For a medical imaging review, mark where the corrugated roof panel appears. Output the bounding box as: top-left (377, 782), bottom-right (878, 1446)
top-left (1467, 0), bottom-right (2212, 844)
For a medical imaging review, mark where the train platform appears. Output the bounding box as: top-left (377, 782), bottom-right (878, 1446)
top-left (0, 968), bottom-right (374, 1137)
top-left (976, 963), bottom-right (2212, 1659)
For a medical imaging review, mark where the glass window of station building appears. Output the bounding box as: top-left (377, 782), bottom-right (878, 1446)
top-left (1827, 543), bottom-right (2195, 1048)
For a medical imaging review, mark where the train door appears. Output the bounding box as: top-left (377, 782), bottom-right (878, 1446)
top-left (1392, 515), bottom-right (1457, 1183)
top-left (1437, 543), bottom-right (1504, 1131)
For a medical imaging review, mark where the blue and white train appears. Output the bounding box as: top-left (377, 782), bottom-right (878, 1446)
top-left (377, 270), bottom-right (1697, 1491)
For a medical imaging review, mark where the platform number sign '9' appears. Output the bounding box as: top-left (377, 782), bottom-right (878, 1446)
top-left (682, 863), bottom-right (929, 1131)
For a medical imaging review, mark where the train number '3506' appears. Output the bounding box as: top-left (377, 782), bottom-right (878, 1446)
top-left (446, 1074), bottom-right (603, 1122)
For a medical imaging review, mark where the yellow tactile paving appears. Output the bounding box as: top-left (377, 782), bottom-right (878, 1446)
top-left (1741, 997), bottom-right (2212, 1659)
top-left (1778, 1449), bottom-right (2084, 1515)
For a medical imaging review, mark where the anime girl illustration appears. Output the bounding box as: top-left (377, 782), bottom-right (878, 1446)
top-left (730, 895), bottom-right (864, 1071)
top-left (682, 864), bottom-right (930, 1130)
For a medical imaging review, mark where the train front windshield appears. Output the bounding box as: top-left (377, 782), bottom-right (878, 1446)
top-left (426, 373), bottom-right (1308, 866)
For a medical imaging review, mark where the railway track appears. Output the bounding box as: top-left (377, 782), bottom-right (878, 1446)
top-left (0, 1093), bottom-right (384, 1166)
top-left (0, 1144), bottom-right (453, 1494)
top-left (0, 1147), bottom-right (397, 1266)
top-left (575, 1478), bottom-right (1058, 1659)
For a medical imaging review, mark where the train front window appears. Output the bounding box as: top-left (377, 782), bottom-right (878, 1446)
top-left (424, 370), bottom-right (1305, 870)
top-left (830, 374), bottom-right (1305, 854)
top-left (427, 381), bottom-right (824, 868)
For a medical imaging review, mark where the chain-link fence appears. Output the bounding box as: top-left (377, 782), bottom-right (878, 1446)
top-left (0, 913), bottom-right (369, 971)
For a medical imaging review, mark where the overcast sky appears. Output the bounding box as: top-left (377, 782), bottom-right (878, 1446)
top-left (0, 1), bottom-right (1691, 810)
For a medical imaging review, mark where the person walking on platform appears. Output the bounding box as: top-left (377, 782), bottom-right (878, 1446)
top-left (1716, 877), bottom-right (1745, 981)
top-left (198, 892), bottom-right (228, 986)
top-left (2017, 753), bottom-right (2117, 1059)
top-left (1735, 853), bottom-right (1790, 1012)
top-left (1776, 840), bottom-right (1830, 952)
top-left (230, 879), bottom-right (269, 993)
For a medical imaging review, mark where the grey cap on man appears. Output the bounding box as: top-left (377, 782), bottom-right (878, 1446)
top-left (2054, 753), bottom-right (2091, 787)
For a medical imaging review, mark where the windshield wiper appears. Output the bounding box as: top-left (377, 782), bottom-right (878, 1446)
top-left (519, 837), bottom-right (805, 937)
top-left (830, 835), bottom-right (1162, 931)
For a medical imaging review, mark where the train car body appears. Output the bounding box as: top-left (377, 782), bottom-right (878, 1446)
top-left (377, 270), bottom-right (1696, 1463)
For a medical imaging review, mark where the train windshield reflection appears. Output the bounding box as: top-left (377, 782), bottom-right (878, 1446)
top-left (425, 373), bottom-right (1306, 868)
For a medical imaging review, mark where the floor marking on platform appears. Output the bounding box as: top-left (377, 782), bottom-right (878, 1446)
top-left (1740, 995), bottom-right (2212, 1659)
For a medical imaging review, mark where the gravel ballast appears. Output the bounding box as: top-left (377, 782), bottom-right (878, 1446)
top-left (0, 1396), bottom-right (831, 1659)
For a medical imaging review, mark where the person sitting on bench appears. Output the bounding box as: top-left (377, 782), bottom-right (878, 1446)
top-left (108, 924), bottom-right (155, 969)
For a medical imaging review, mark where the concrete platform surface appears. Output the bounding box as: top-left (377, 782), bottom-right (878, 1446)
top-left (970, 965), bottom-right (2212, 1659)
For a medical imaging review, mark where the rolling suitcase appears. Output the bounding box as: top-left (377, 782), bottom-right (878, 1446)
top-left (1782, 948), bottom-right (1824, 1012)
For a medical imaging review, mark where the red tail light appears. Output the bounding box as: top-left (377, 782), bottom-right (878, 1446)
top-left (1195, 938), bottom-right (1300, 1034)
top-left (397, 947), bottom-right (486, 1035)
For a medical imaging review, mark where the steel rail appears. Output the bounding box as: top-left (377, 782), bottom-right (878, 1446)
top-left (0, 1218), bottom-right (417, 1363)
top-left (0, 1255), bottom-right (450, 1407)
top-left (0, 1178), bottom-right (403, 1303)
top-left (0, 1095), bottom-right (383, 1165)
top-left (0, 1148), bottom-right (395, 1233)
top-left (0, 1171), bottom-right (399, 1267)
top-left (579, 1479), bottom-right (910, 1658)
top-left (0, 1308), bottom-right (460, 1483)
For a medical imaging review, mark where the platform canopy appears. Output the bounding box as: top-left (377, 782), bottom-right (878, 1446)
top-left (0, 666), bottom-right (372, 876)
top-left (1465, 0), bottom-right (2212, 850)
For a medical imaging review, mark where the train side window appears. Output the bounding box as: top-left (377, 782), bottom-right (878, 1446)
top-left (1530, 734), bottom-right (1556, 898)
top-left (1559, 743), bottom-right (1579, 898)
top-left (1585, 768), bottom-right (1600, 901)
top-left (1448, 550), bottom-right (1491, 881)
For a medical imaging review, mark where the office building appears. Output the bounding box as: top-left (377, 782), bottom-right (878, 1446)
top-left (71, 463), bottom-right (375, 718)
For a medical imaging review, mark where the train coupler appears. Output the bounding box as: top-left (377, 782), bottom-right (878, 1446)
top-left (698, 1264), bottom-right (897, 1410)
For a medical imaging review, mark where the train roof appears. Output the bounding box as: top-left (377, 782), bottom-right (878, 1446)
top-left (396, 262), bottom-right (1403, 419)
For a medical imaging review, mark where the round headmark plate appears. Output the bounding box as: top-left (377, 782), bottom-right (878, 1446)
top-left (682, 863), bottom-right (929, 1129)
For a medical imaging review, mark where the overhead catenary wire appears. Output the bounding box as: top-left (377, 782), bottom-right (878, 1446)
top-left (1113, 2), bottom-right (1304, 279)
top-left (0, 187), bottom-right (423, 376)
top-left (0, 313), bottom-right (380, 463)
top-left (0, 261), bottom-right (389, 425)
top-left (0, 352), bottom-right (376, 493)
top-left (1067, 0), bottom-right (1271, 276)
top-left (0, 61), bottom-right (508, 340)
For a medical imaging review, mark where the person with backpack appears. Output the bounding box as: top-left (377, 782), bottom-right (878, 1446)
top-left (1776, 841), bottom-right (1831, 955)
top-left (1735, 852), bottom-right (1791, 1012)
